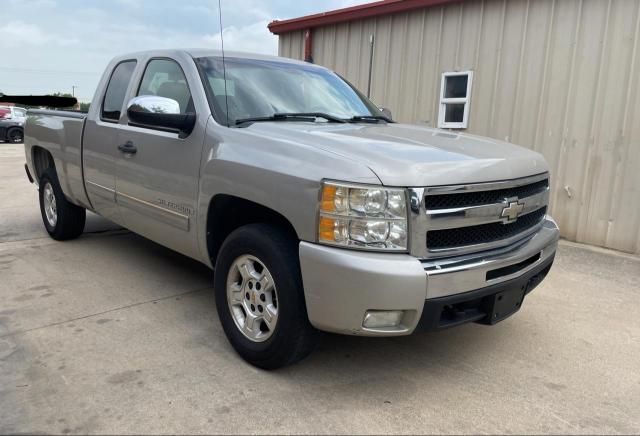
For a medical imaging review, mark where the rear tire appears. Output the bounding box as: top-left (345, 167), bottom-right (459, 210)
top-left (39, 168), bottom-right (86, 240)
top-left (214, 223), bottom-right (319, 369)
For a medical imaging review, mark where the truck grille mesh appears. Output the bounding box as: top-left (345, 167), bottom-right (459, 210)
top-left (425, 179), bottom-right (549, 210)
top-left (427, 207), bottom-right (547, 250)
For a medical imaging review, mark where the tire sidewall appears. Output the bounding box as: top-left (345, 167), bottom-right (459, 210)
top-left (214, 225), bottom-right (309, 363)
top-left (39, 173), bottom-right (58, 235)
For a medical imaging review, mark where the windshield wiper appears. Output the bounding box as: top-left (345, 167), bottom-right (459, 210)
top-left (235, 112), bottom-right (347, 126)
top-left (347, 114), bottom-right (393, 123)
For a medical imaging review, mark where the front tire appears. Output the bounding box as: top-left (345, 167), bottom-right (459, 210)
top-left (214, 224), bottom-right (319, 369)
top-left (39, 168), bottom-right (86, 240)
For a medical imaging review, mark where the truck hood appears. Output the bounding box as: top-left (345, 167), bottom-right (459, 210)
top-left (244, 122), bottom-right (549, 186)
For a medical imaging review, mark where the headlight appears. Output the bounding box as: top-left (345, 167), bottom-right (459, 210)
top-left (318, 181), bottom-right (408, 251)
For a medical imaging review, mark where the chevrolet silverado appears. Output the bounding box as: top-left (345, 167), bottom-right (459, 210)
top-left (24, 49), bottom-right (559, 369)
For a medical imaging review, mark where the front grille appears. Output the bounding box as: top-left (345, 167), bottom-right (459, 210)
top-left (427, 207), bottom-right (547, 250)
top-left (425, 178), bottom-right (549, 210)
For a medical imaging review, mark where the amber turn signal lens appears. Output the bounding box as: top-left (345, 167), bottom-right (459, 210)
top-left (318, 216), bottom-right (336, 241)
top-left (321, 185), bottom-right (337, 212)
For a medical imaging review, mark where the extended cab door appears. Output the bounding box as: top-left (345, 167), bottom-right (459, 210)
top-left (114, 56), bottom-right (207, 259)
top-left (83, 60), bottom-right (137, 223)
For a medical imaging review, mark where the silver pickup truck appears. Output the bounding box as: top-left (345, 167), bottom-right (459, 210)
top-left (24, 49), bottom-right (559, 369)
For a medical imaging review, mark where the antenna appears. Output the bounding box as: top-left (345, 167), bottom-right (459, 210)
top-left (217, 0), bottom-right (230, 126)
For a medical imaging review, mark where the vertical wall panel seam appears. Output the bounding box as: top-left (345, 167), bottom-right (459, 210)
top-left (533, 0), bottom-right (556, 154)
top-left (470, 0), bottom-right (485, 132)
top-left (394, 12), bottom-right (415, 118)
top-left (510, 0), bottom-right (531, 143)
top-left (550, 0), bottom-right (583, 230)
top-left (412, 9), bottom-right (428, 122)
top-left (398, 13), bottom-right (411, 119)
top-left (382, 16), bottom-right (393, 103)
top-left (356, 23), bottom-right (363, 87)
top-left (432, 7), bottom-right (445, 127)
top-left (455, 2), bottom-right (464, 69)
top-left (621, 2), bottom-right (640, 135)
top-left (332, 25), bottom-right (338, 69)
top-left (345, 22), bottom-right (352, 77)
top-left (488, 0), bottom-right (507, 134)
top-left (473, 0), bottom-right (485, 67)
top-left (371, 18), bottom-right (378, 97)
top-left (576, 0), bottom-right (612, 243)
top-left (299, 31), bottom-right (303, 59)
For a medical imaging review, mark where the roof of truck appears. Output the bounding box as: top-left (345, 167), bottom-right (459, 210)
top-left (113, 49), bottom-right (309, 66)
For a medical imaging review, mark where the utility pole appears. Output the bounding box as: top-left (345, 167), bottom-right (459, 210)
top-left (72, 86), bottom-right (78, 97)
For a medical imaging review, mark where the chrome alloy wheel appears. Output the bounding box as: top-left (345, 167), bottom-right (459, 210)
top-left (226, 255), bottom-right (279, 342)
top-left (43, 182), bottom-right (58, 228)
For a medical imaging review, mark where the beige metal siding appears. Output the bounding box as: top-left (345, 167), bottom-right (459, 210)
top-left (277, 0), bottom-right (640, 254)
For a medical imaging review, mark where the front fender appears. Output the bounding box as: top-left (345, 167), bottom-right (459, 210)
top-left (195, 118), bottom-right (380, 266)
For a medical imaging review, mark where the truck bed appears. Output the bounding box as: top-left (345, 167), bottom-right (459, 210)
top-left (24, 109), bottom-right (91, 209)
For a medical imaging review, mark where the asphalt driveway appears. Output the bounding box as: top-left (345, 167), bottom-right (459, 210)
top-left (1, 142), bottom-right (639, 434)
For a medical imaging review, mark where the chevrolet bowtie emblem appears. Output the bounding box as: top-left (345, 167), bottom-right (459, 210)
top-left (501, 200), bottom-right (524, 222)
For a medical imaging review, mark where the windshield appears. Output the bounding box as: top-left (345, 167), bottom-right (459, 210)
top-left (195, 56), bottom-right (380, 126)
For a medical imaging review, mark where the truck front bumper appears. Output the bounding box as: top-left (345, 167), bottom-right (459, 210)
top-left (299, 217), bottom-right (559, 336)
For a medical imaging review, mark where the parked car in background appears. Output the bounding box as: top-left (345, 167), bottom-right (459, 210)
top-left (0, 106), bottom-right (26, 143)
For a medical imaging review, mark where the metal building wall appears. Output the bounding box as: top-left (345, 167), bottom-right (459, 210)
top-left (278, 0), bottom-right (640, 254)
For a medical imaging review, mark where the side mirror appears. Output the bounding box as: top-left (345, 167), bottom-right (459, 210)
top-left (379, 107), bottom-right (392, 120)
top-left (127, 95), bottom-right (196, 136)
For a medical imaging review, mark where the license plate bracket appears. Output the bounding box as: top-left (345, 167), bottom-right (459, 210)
top-left (487, 287), bottom-right (525, 324)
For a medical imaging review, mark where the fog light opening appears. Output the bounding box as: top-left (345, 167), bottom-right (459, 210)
top-left (362, 310), bottom-right (404, 329)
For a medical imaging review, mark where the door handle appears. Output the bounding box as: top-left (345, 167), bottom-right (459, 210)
top-left (118, 141), bottom-right (137, 154)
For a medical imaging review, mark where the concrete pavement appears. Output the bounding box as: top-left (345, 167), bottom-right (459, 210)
top-left (1, 142), bottom-right (639, 434)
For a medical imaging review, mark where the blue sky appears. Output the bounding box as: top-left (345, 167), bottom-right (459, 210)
top-left (0, 0), bottom-right (369, 102)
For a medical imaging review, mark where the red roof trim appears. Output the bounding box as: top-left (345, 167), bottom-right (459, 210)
top-left (268, 0), bottom-right (463, 34)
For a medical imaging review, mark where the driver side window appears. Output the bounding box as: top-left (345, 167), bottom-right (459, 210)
top-left (138, 59), bottom-right (194, 115)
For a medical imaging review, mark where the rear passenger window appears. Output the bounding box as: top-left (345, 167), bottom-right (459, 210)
top-left (102, 61), bottom-right (137, 121)
top-left (137, 59), bottom-right (193, 114)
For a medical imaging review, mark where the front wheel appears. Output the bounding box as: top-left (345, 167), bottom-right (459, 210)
top-left (214, 224), bottom-right (319, 369)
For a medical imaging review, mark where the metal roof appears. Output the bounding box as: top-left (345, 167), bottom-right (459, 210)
top-left (268, 0), bottom-right (464, 34)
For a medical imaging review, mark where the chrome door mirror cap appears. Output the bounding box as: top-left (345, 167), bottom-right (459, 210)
top-left (127, 95), bottom-right (180, 115)
top-left (126, 95), bottom-right (196, 137)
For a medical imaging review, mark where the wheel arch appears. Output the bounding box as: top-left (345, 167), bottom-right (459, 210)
top-left (206, 194), bottom-right (299, 266)
top-left (31, 146), bottom-right (56, 183)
